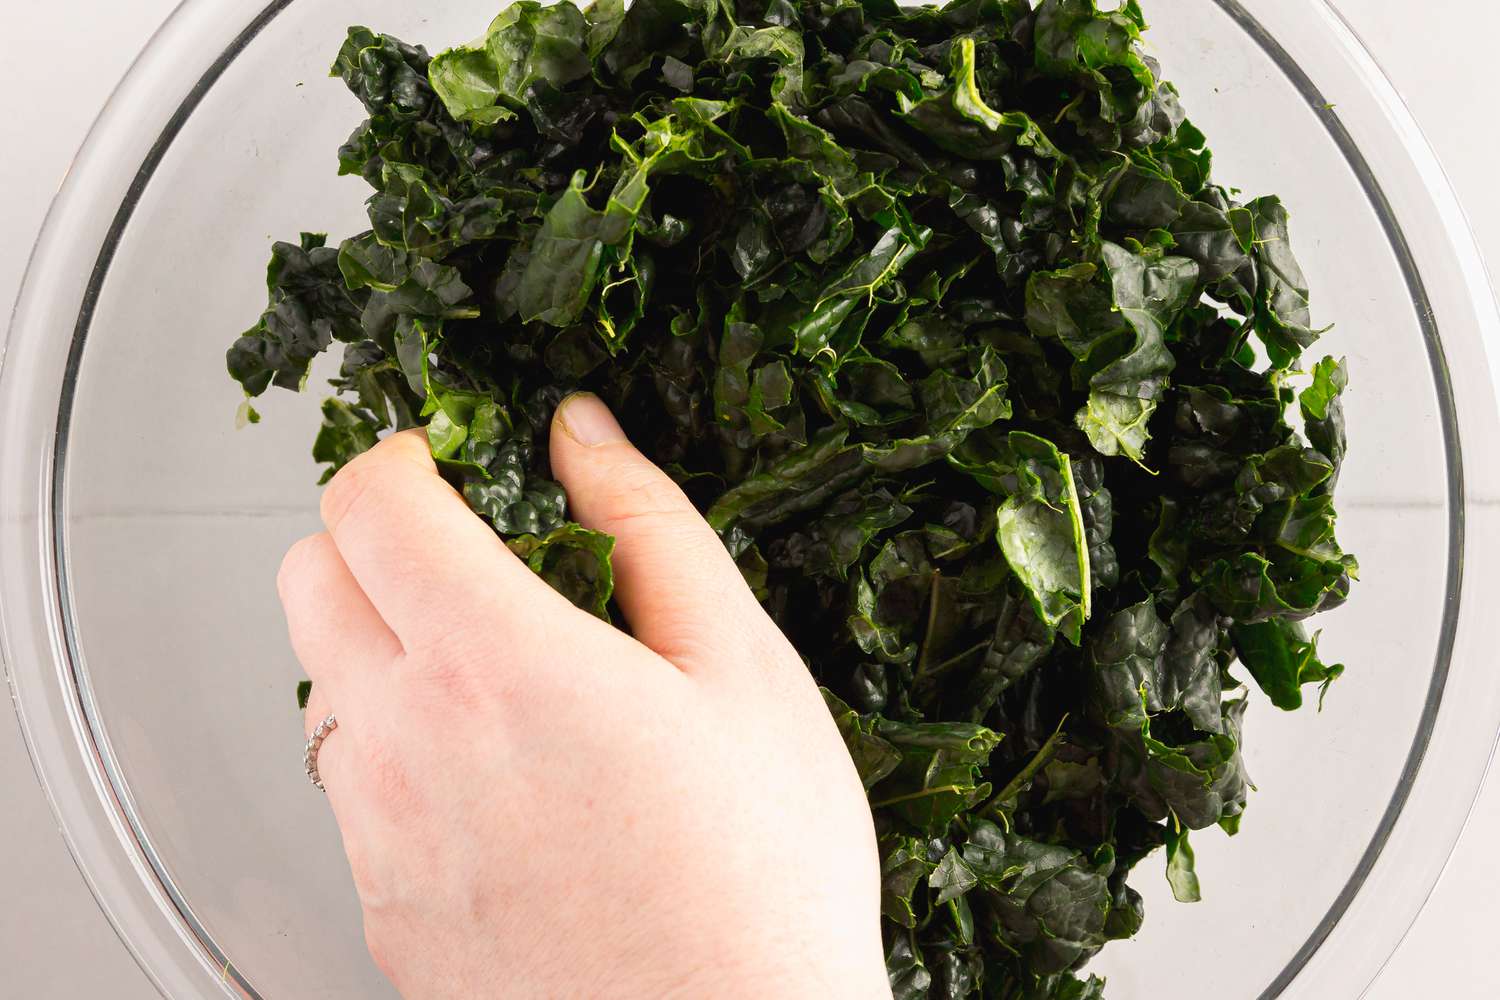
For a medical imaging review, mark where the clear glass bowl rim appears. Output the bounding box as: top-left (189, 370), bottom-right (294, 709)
top-left (4, 1), bottom-right (1500, 997)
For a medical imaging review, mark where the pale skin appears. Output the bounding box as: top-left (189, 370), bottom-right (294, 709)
top-left (279, 391), bottom-right (891, 998)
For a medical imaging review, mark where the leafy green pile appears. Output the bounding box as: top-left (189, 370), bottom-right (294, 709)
top-left (228, 0), bottom-right (1355, 995)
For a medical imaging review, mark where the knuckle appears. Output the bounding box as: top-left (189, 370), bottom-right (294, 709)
top-left (342, 826), bottom-right (406, 916)
top-left (603, 495), bottom-right (706, 551)
top-left (353, 736), bottom-right (418, 818)
top-left (404, 650), bottom-right (502, 715)
top-left (345, 838), bottom-right (385, 900)
top-left (277, 533), bottom-right (330, 600)
top-left (594, 462), bottom-right (694, 533)
top-left (319, 458), bottom-right (386, 534)
top-left (360, 743), bottom-right (414, 815)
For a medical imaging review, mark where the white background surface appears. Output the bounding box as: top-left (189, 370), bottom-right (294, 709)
top-left (1, 1), bottom-right (1495, 997)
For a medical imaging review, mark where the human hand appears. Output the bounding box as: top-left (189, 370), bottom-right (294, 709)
top-left (279, 393), bottom-right (889, 999)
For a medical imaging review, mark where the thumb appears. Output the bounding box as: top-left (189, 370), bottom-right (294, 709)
top-left (549, 392), bottom-right (763, 667)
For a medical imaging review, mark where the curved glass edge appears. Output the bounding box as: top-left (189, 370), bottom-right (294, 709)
top-left (47, 0), bottom-right (298, 995)
top-left (0, 0), bottom-right (286, 996)
top-left (0, 1), bottom-right (1496, 999)
top-left (1245, 4), bottom-right (1500, 996)
top-left (1208, 2), bottom-right (1462, 996)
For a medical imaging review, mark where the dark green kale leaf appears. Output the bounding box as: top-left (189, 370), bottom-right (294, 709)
top-left (231, 2), bottom-right (1355, 994)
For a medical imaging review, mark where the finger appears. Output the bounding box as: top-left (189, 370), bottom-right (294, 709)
top-left (319, 429), bottom-right (575, 649)
top-left (278, 531), bottom-right (402, 696)
top-left (549, 393), bottom-right (765, 666)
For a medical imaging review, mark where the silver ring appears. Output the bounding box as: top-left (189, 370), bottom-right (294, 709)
top-left (303, 713), bottom-right (338, 792)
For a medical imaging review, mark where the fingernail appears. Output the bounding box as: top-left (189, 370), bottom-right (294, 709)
top-left (556, 392), bottom-right (626, 447)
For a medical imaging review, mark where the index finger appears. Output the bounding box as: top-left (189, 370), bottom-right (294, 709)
top-left (319, 429), bottom-right (573, 649)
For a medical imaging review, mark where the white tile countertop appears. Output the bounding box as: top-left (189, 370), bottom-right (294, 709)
top-left (2, 1), bottom-right (1496, 997)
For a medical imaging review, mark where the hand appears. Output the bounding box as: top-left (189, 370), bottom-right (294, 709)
top-left (279, 393), bottom-right (889, 999)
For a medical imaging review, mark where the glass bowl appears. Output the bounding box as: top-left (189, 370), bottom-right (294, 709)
top-left (3, 1), bottom-right (1499, 997)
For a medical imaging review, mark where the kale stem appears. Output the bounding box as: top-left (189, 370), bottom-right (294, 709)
top-left (914, 571), bottom-right (944, 677)
top-left (982, 715), bottom-right (1070, 820)
top-left (870, 784), bottom-right (970, 809)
